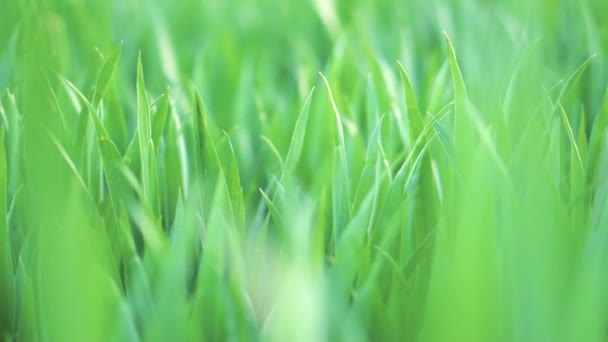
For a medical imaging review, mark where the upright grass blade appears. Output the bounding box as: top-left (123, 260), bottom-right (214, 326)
top-left (398, 62), bottom-right (424, 141)
top-left (0, 128), bottom-right (14, 338)
top-left (124, 90), bottom-right (171, 168)
top-left (75, 42), bottom-right (123, 149)
top-left (587, 89), bottom-right (608, 187)
top-left (104, 83), bottom-right (129, 154)
top-left (284, 87), bottom-right (315, 175)
top-left (194, 89), bottom-right (222, 175)
top-left (152, 91), bottom-right (170, 154)
top-left (129, 202), bottom-right (168, 259)
top-left (137, 53), bottom-right (153, 211)
top-left (331, 189), bottom-right (374, 309)
top-left (353, 117), bottom-right (383, 212)
top-left (398, 61), bottom-right (438, 245)
top-left (190, 175), bottom-right (235, 341)
top-left (92, 42), bottom-right (123, 107)
top-left (125, 255), bottom-right (154, 334)
top-left (444, 32), bottom-right (472, 155)
top-left (61, 76), bottom-right (135, 256)
top-left (425, 62), bottom-right (450, 116)
top-left (332, 147), bottom-right (349, 249)
top-left (2, 90), bottom-right (20, 195)
top-left (572, 111), bottom-right (588, 236)
top-left (222, 131), bottom-right (245, 229)
top-left (62, 78), bottom-right (130, 209)
top-left (193, 89), bottom-right (233, 224)
top-left (320, 73), bottom-right (351, 217)
top-left (0, 25), bottom-right (19, 92)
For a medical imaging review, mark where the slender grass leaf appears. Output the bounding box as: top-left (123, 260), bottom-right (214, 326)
top-left (444, 32), bottom-right (471, 150)
top-left (92, 42), bottom-right (123, 106)
top-left (319, 73), bottom-right (349, 177)
top-left (152, 91), bottom-right (170, 154)
top-left (398, 62), bottom-right (424, 142)
top-left (259, 188), bottom-right (284, 226)
top-left (587, 89), bottom-right (608, 186)
top-left (284, 87), bottom-right (315, 175)
top-left (559, 104), bottom-right (584, 171)
top-left (261, 135), bottom-right (285, 170)
top-left (0, 128), bottom-right (14, 336)
top-left (222, 131), bottom-right (244, 229)
top-left (137, 52), bottom-right (153, 210)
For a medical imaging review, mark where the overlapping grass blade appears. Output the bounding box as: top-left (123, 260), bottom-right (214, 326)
top-left (0, 128), bottom-right (14, 337)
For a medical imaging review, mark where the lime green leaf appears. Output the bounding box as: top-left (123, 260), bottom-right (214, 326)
top-left (444, 32), bottom-right (471, 150)
top-left (559, 104), bottom-right (584, 172)
top-left (587, 89), bottom-right (608, 187)
top-left (398, 62), bottom-right (424, 144)
top-left (0, 128), bottom-right (14, 336)
top-left (92, 42), bottom-right (123, 106)
top-left (284, 87), bottom-right (315, 175)
top-left (61, 77), bottom-right (134, 253)
top-left (137, 52), bottom-right (153, 210)
top-left (152, 91), bottom-right (170, 154)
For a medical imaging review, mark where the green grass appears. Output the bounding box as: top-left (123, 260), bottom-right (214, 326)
top-left (1, 0), bottom-right (608, 341)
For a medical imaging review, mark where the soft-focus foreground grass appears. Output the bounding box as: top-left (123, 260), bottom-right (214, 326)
top-left (1, 0), bottom-right (608, 341)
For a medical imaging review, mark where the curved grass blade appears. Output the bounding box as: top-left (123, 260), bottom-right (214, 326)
top-left (320, 73), bottom-right (351, 216)
top-left (398, 61), bottom-right (439, 246)
top-left (75, 42), bottom-right (123, 149)
top-left (558, 104), bottom-right (584, 171)
top-left (553, 55), bottom-right (596, 115)
top-left (444, 32), bottom-right (471, 152)
top-left (61, 77), bottom-right (134, 256)
top-left (259, 187), bottom-right (284, 226)
top-left (92, 41), bottom-right (123, 106)
top-left (284, 87), bottom-right (315, 175)
top-left (261, 135), bottom-right (285, 170)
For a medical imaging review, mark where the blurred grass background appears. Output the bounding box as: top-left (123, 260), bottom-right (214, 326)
top-left (1, 0), bottom-right (608, 341)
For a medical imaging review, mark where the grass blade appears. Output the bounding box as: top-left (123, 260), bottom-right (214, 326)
top-left (152, 91), bottom-right (170, 154)
top-left (284, 87), bottom-right (315, 175)
top-left (137, 52), bottom-right (153, 211)
top-left (0, 128), bottom-right (14, 337)
top-left (92, 42), bottom-right (123, 106)
top-left (444, 32), bottom-right (471, 152)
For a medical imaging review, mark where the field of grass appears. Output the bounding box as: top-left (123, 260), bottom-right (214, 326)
top-left (1, 0), bottom-right (608, 340)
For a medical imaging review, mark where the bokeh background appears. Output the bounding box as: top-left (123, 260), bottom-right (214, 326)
top-left (1, 0), bottom-right (608, 341)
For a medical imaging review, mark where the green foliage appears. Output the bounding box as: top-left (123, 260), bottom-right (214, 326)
top-left (1, 0), bottom-right (608, 341)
